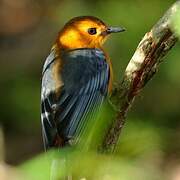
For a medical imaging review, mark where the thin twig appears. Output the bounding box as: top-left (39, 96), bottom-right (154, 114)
top-left (101, 0), bottom-right (180, 153)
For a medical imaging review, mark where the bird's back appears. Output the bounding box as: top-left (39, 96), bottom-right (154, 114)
top-left (41, 47), bottom-right (110, 149)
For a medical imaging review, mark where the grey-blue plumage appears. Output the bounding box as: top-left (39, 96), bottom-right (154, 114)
top-left (41, 48), bottom-right (110, 149)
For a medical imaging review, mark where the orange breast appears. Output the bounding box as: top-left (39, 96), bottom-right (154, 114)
top-left (51, 45), bottom-right (64, 98)
top-left (101, 48), bottom-right (113, 94)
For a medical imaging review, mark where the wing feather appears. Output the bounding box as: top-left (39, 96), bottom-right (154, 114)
top-left (41, 48), bottom-right (110, 148)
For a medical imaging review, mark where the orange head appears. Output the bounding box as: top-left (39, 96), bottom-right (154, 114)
top-left (57, 16), bottom-right (125, 50)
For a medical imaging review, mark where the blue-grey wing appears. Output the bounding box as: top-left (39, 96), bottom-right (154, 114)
top-left (41, 49), bottom-right (61, 149)
top-left (41, 48), bottom-right (110, 149)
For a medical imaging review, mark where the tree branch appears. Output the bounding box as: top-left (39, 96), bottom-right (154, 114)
top-left (101, 0), bottom-right (180, 153)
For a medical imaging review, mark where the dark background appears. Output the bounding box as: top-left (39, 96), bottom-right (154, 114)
top-left (0, 0), bottom-right (179, 177)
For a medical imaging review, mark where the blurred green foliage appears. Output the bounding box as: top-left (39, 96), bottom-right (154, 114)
top-left (0, 0), bottom-right (180, 179)
top-left (20, 148), bottom-right (164, 180)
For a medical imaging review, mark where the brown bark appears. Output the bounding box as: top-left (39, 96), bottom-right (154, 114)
top-left (101, 1), bottom-right (180, 153)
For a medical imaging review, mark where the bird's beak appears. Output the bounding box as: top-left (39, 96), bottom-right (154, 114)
top-left (107, 26), bottom-right (126, 33)
top-left (101, 26), bottom-right (125, 35)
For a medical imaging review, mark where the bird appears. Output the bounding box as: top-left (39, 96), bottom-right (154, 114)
top-left (41, 16), bottom-right (125, 150)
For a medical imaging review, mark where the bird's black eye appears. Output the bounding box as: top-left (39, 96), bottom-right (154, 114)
top-left (88, 28), bottom-right (97, 35)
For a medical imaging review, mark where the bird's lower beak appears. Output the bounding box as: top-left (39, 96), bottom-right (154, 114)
top-left (106, 26), bottom-right (126, 33)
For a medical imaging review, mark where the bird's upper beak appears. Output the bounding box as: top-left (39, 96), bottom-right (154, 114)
top-left (101, 26), bottom-right (125, 35)
top-left (107, 27), bottom-right (126, 33)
